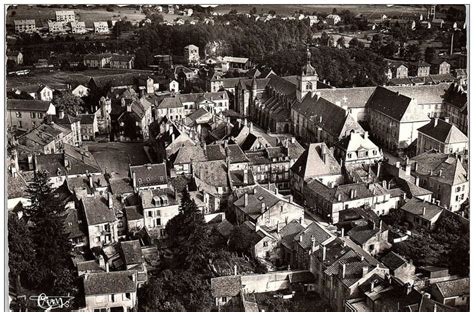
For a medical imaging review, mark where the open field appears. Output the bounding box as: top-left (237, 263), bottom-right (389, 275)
top-left (6, 5), bottom-right (146, 28)
top-left (213, 4), bottom-right (427, 17)
top-left (7, 68), bottom-right (155, 89)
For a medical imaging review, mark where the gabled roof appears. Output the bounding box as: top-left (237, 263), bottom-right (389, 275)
top-left (267, 75), bottom-right (297, 96)
top-left (433, 278), bottom-right (469, 298)
top-left (193, 160), bottom-right (228, 188)
top-left (400, 198), bottom-right (443, 222)
top-left (7, 99), bottom-right (52, 112)
top-left (295, 221), bottom-right (333, 250)
top-left (84, 271), bottom-right (136, 296)
top-left (120, 240), bottom-right (144, 266)
top-left (418, 118), bottom-right (467, 144)
top-left (174, 144), bottom-right (207, 165)
top-left (412, 151), bottom-right (468, 185)
top-left (366, 86), bottom-right (413, 121)
top-left (347, 225), bottom-right (380, 246)
top-left (233, 185), bottom-right (282, 220)
top-left (335, 132), bottom-right (379, 153)
top-left (158, 97), bottom-right (182, 109)
top-left (82, 195), bottom-right (117, 225)
top-left (130, 163), bottom-right (168, 188)
top-left (380, 251), bottom-right (410, 271)
top-left (291, 143), bottom-right (341, 179)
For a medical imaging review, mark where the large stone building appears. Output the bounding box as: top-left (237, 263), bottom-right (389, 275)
top-left (416, 118), bottom-right (468, 155)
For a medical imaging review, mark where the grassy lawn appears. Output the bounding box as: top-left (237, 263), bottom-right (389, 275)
top-left (7, 68), bottom-right (155, 89)
top-left (87, 142), bottom-right (150, 177)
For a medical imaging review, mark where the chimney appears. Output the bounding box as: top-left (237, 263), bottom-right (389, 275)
top-left (105, 261), bottom-right (110, 273)
top-left (370, 280), bottom-right (375, 292)
top-left (405, 162), bottom-right (411, 176)
top-left (362, 266), bottom-right (369, 276)
top-left (376, 162), bottom-right (381, 178)
top-left (350, 189), bottom-right (356, 199)
top-left (132, 171), bottom-right (137, 189)
top-left (322, 245), bottom-right (327, 260)
top-left (444, 117), bottom-right (450, 123)
top-left (422, 207), bottom-right (426, 215)
top-left (364, 131), bottom-right (368, 140)
top-left (276, 222), bottom-right (281, 233)
top-left (299, 234), bottom-right (303, 242)
top-left (244, 193), bottom-right (248, 206)
top-left (340, 263), bottom-right (346, 279)
top-left (395, 161), bottom-right (400, 168)
top-left (58, 110), bottom-right (65, 119)
top-left (274, 187), bottom-right (279, 195)
top-left (321, 144), bottom-right (327, 163)
top-left (291, 137), bottom-right (296, 144)
top-left (299, 216), bottom-right (303, 224)
top-left (89, 175), bottom-right (94, 189)
top-left (413, 162), bottom-right (418, 172)
top-left (288, 195), bottom-right (293, 203)
top-left (337, 193), bottom-right (342, 201)
top-left (243, 169), bottom-right (249, 184)
top-left (439, 169), bottom-right (443, 177)
top-left (261, 202), bottom-right (266, 213)
top-left (108, 193), bottom-right (113, 209)
top-left (434, 117), bottom-right (439, 127)
top-left (382, 180), bottom-right (387, 189)
top-left (98, 255), bottom-right (105, 269)
top-left (249, 122), bottom-right (254, 132)
top-left (415, 176), bottom-right (420, 186)
top-left (341, 227), bottom-right (345, 237)
top-left (234, 264), bottom-right (238, 276)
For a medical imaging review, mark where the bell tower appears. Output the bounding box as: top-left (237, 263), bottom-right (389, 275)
top-left (296, 48), bottom-right (319, 102)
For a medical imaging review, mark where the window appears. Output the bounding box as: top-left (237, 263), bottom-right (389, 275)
top-left (306, 82), bottom-right (313, 90)
top-left (263, 241), bottom-right (268, 247)
top-left (30, 112), bottom-right (36, 118)
top-left (125, 292), bottom-right (131, 300)
top-left (15, 112), bottom-right (22, 118)
top-left (110, 294), bottom-right (115, 302)
top-left (38, 113), bottom-right (43, 119)
top-left (18, 121), bottom-right (22, 128)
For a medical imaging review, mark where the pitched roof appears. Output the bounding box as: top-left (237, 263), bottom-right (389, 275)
top-left (111, 54), bottom-right (135, 62)
top-left (366, 86), bottom-right (413, 121)
top-left (211, 275), bottom-right (241, 298)
top-left (130, 163), bottom-right (168, 188)
top-left (193, 160), bottom-right (228, 188)
top-left (400, 198), bottom-right (443, 222)
top-left (158, 96), bottom-right (182, 109)
top-left (7, 99), bottom-right (52, 112)
top-left (295, 221), bottom-right (333, 250)
top-left (380, 251), bottom-right (410, 271)
top-left (317, 87), bottom-right (376, 108)
top-left (233, 185), bottom-right (282, 220)
top-left (174, 145), bottom-right (207, 165)
top-left (79, 114), bottom-right (96, 125)
top-left (120, 240), bottom-right (144, 266)
top-left (267, 75), bottom-right (297, 96)
top-left (82, 195), bottom-right (117, 225)
top-left (291, 143), bottom-right (341, 179)
top-left (124, 206), bottom-right (143, 221)
top-left (347, 225), bottom-right (380, 245)
top-left (335, 132), bottom-right (379, 153)
top-left (205, 144), bottom-right (226, 161)
top-left (412, 151), bottom-right (468, 185)
top-left (434, 278), bottom-right (469, 298)
top-left (84, 271), bottom-right (136, 296)
top-left (417, 118), bottom-right (467, 144)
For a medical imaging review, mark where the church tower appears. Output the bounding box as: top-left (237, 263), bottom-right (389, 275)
top-left (296, 48), bottom-right (319, 102)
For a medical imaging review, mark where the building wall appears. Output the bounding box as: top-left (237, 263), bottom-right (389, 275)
top-left (88, 221), bottom-right (119, 248)
top-left (84, 291), bottom-right (136, 311)
top-left (7, 110), bottom-right (48, 130)
top-left (143, 204), bottom-right (180, 238)
top-left (417, 132), bottom-right (468, 155)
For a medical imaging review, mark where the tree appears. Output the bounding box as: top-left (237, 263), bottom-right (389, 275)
top-left (336, 36), bottom-right (345, 48)
top-left (349, 37), bottom-right (363, 49)
top-left (228, 225), bottom-right (254, 255)
top-left (25, 171), bottom-right (78, 295)
top-left (8, 213), bottom-right (36, 292)
top-left (404, 44), bottom-right (422, 61)
top-left (425, 46), bottom-right (436, 63)
top-left (52, 91), bottom-right (85, 116)
top-left (448, 232), bottom-right (469, 276)
top-left (250, 7), bottom-right (257, 15)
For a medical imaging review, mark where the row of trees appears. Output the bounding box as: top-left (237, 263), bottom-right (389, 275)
top-left (9, 171), bottom-right (79, 307)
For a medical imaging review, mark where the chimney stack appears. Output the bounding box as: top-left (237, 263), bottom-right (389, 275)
top-left (105, 261), bottom-right (110, 273)
top-left (59, 110), bottom-right (65, 119)
top-left (244, 193), bottom-right (248, 206)
top-left (234, 264), bottom-right (238, 276)
top-left (322, 245), bottom-right (327, 260)
top-left (422, 207), bottom-right (426, 215)
top-left (132, 171), bottom-right (137, 190)
top-left (261, 202), bottom-right (266, 213)
top-left (89, 175), bottom-right (94, 189)
top-left (341, 227), bottom-right (345, 237)
top-left (243, 169), bottom-right (249, 184)
top-left (395, 161), bottom-right (400, 168)
top-left (434, 117), bottom-right (439, 127)
top-left (362, 266), bottom-right (369, 276)
top-left (321, 144), bottom-right (327, 163)
top-left (108, 193), bottom-right (113, 209)
top-left (299, 234), bottom-right (303, 242)
top-left (364, 131), bottom-right (368, 140)
top-left (350, 189), bottom-right (356, 199)
top-left (376, 162), bottom-right (381, 178)
top-left (415, 176), bottom-right (420, 186)
top-left (340, 263), bottom-right (346, 279)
